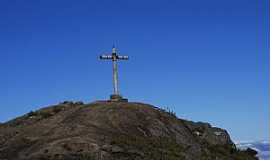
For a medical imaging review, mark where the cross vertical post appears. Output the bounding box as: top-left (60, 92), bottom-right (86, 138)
top-left (100, 46), bottom-right (129, 102)
top-left (112, 47), bottom-right (119, 95)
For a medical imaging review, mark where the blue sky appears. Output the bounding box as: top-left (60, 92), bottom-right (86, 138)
top-left (0, 0), bottom-right (269, 141)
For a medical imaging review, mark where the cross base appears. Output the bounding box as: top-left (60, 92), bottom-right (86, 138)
top-left (109, 94), bottom-right (128, 102)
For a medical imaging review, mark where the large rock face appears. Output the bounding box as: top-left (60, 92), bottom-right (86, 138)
top-left (0, 102), bottom-right (258, 160)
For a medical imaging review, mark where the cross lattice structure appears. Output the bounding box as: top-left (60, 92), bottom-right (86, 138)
top-left (100, 46), bottom-right (129, 102)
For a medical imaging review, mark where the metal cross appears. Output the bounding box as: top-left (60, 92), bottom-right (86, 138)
top-left (100, 46), bottom-right (129, 99)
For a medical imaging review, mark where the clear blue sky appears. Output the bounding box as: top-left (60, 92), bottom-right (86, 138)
top-left (0, 0), bottom-right (269, 141)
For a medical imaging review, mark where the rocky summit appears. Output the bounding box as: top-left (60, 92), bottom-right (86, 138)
top-left (0, 101), bottom-right (258, 160)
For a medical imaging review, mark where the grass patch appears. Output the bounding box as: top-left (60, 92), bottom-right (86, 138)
top-left (110, 134), bottom-right (186, 160)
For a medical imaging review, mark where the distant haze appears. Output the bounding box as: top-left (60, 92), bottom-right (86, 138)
top-left (237, 140), bottom-right (270, 160)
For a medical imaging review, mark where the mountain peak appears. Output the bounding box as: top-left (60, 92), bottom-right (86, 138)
top-left (0, 101), bottom-right (258, 160)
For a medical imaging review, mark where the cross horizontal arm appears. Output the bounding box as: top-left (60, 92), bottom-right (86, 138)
top-left (117, 55), bottom-right (129, 60)
top-left (100, 55), bottom-right (113, 59)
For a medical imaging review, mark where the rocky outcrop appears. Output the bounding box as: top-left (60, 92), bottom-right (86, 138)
top-left (0, 101), bottom-right (258, 160)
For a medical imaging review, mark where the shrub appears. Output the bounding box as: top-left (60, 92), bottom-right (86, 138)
top-left (27, 111), bottom-right (37, 117)
top-left (39, 111), bottom-right (53, 119)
